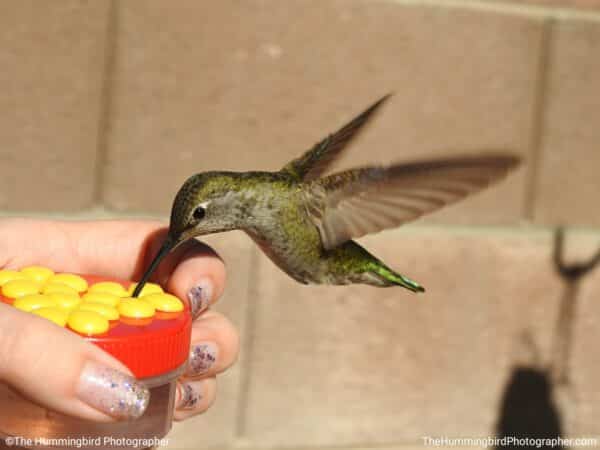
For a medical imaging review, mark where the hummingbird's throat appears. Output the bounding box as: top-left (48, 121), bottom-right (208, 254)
top-left (131, 237), bottom-right (176, 297)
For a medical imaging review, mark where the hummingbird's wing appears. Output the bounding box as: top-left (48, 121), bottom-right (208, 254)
top-left (281, 94), bottom-right (391, 181)
top-left (305, 154), bottom-right (520, 250)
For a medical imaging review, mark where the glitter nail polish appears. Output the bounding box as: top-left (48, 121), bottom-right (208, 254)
top-left (177, 382), bottom-right (203, 410)
top-left (188, 342), bottom-right (218, 376)
top-left (77, 361), bottom-right (150, 420)
top-left (187, 278), bottom-right (213, 319)
top-left (0, 271), bottom-right (192, 450)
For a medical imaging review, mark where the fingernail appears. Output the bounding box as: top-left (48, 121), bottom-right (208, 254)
top-left (187, 278), bottom-right (213, 319)
top-left (188, 342), bottom-right (218, 376)
top-left (76, 361), bottom-right (150, 420)
top-left (177, 381), bottom-right (203, 410)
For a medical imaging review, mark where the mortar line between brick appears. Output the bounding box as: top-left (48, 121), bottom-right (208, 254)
top-left (92, 0), bottom-right (118, 206)
top-left (386, 0), bottom-right (600, 21)
top-left (523, 17), bottom-right (554, 221)
top-left (0, 208), bottom-right (598, 236)
top-left (233, 246), bottom-right (262, 442)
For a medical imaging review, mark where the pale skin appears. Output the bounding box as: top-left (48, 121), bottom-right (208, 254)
top-left (0, 218), bottom-right (239, 422)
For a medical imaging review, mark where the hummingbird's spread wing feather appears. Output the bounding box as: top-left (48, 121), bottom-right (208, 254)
top-left (281, 94), bottom-right (391, 181)
top-left (305, 154), bottom-right (521, 250)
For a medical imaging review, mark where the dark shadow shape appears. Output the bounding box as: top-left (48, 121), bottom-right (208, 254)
top-left (550, 228), bottom-right (600, 385)
top-left (495, 367), bottom-right (564, 449)
top-left (495, 228), bottom-right (600, 449)
top-left (553, 227), bottom-right (600, 280)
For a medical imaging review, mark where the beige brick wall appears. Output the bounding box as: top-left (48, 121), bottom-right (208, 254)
top-left (0, 1), bottom-right (110, 211)
top-left (1, 1), bottom-right (600, 449)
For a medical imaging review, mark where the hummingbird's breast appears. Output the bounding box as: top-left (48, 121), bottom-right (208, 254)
top-left (239, 178), bottom-right (325, 283)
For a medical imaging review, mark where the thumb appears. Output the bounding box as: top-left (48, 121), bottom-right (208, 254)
top-left (0, 303), bottom-right (149, 421)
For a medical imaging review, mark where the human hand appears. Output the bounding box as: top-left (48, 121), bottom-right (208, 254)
top-left (0, 218), bottom-right (239, 421)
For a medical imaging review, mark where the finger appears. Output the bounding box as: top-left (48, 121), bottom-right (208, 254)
top-left (184, 310), bottom-right (239, 379)
top-left (0, 219), bottom-right (227, 300)
top-left (0, 218), bottom-right (164, 279)
top-left (173, 377), bottom-right (216, 421)
top-left (0, 304), bottom-right (149, 422)
top-left (163, 240), bottom-right (226, 319)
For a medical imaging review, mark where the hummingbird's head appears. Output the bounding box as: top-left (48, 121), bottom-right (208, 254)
top-left (132, 172), bottom-right (240, 297)
top-left (169, 171), bottom-right (241, 243)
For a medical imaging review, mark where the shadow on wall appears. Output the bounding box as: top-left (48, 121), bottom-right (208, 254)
top-left (496, 366), bottom-right (563, 449)
top-left (495, 228), bottom-right (600, 450)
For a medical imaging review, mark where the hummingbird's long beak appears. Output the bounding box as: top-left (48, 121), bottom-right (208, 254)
top-left (131, 235), bottom-right (177, 298)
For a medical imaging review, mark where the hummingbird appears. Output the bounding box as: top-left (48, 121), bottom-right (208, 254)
top-left (132, 95), bottom-right (519, 297)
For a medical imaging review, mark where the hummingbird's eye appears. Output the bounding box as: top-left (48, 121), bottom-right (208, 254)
top-left (193, 206), bottom-right (206, 221)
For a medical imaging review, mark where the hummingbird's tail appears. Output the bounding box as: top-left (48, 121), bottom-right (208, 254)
top-left (371, 264), bottom-right (425, 293)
